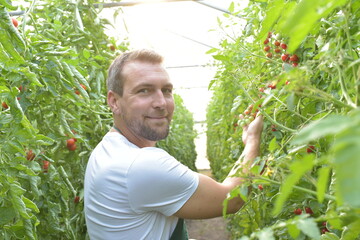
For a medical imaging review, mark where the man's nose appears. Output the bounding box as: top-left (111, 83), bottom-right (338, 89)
top-left (152, 90), bottom-right (166, 108)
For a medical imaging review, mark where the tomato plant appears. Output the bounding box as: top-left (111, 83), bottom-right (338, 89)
top-left (1, 0), bottom-right (197, 238)
top-left (207, 0), bottom-right (360, 239)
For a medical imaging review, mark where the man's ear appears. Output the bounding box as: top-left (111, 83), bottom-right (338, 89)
top-left (107, 90), bottom-right (121, 115)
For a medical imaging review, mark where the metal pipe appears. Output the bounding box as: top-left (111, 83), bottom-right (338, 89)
top-left (194, 1), bottom-right (241, 18)
top-left (94, 0), bottom-right (203, 8)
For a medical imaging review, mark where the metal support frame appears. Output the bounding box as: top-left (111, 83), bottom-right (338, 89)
top-left (94, 0), bottom-right (203, 8)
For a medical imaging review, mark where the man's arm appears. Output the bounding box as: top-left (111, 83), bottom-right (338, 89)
top-left (174, 115), bottom-right (263, 219)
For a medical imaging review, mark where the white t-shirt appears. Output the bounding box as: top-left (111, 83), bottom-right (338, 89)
top-left (84, 132), bottom-right (199, 240)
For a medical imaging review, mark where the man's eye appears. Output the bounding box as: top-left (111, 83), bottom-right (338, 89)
top-left (138, 89), bottom-right (149, 93)
top-left (163, 88), bottom-right (172, 94)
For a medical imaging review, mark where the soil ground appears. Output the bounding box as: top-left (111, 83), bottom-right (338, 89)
top-left (186, 217), bottom-right (230, 240)
top-left (186, 169), bottom-right (231, 240)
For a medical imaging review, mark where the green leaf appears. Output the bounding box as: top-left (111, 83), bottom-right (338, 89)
top-left (231, 96), bottom-right (242, 113)
top-left (320, 233), bottom-right (340, 240)
top-left (60, 110), bottom-right (73, 135)
top-left (22, 196), bottom-right (40, 213)
top-left (0, 0), bottom-right (18, 10)
top-left (69, 65), bottom-right (90, 90)
top-left (12, 164), bottom-right (37, 177)
top-left (206, 48), bottom-right (218, 54)
top-left (212, 54), bottom-right (229, 61)
top-left (341, 219), bottom-right (360, 240)
top-left (9, 182), bottom-right (30, 219)
top-left (83, 49), bottom-right (91, 59)
top-left (287, 223), bottom-right (301, 239)
top-left (286, 92), bottom-right (296, 111)
top-left (7, 141), bottom-right (26, 155)
top-left (257, 0), bottom-right (285, 42)
top-left (296, 218), bottom-right (321, 239)
top-left (20, 67), bottom-right (43, 87)
top-left (21, 115), bottom-right (37, 136)
top-left (280, 0), bottom-right (349, 52)
top-left (255, 227), bottom-right (275, 240)
top-left (273, 155), bottom-right (314, 215)
top-left (0, 85), bottom-right (10, 94)
top-left (316, 166), bottom-right (331, 203)
top-left (35, 134), bottom-right (55, 145)
top-left (268, 137), bottom-right (279, 152)
top-left (0, 207), bottom-right (16, 225)
top-left (10, 97), bottom-right (24, 123)
top-left (332, 135), bottom-right (360, 208)
top-left (228, 2), bottom-right (235, 13)
top-left (291, 115), bottom-right (353, 145)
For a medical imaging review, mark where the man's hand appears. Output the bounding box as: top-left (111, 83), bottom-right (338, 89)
top-left (174, 114), bottom-right (264, 219)
top-left (241, 114), bottom-right (264, 145)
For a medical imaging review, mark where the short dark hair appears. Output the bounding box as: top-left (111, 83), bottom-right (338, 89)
top-left (107, 49), bottom-right (164, 96)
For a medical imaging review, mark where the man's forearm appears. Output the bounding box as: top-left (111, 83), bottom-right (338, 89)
top-left (239, 136), bottom-right (261, 173)
top-left (226, 136), bottom-right (261, 179)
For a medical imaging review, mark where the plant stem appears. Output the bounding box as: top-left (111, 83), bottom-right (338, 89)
top-left (257, 176), bottom-right (336, 201)
top-left (299, 86), bottom-right (355, 109)
top-left (232, 73), bottom-right (297, 133)
top-left (336, 64), bottom-right (356, 108)
top-left (343, 7), bottom-right (359, 107)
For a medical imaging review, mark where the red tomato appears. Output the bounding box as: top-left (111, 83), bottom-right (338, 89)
top-left (305, 207), bottom-right (313, 215)
top-left (264, 46), bottom-right (270, 52)
top-left (26, 150), bottom-right (35, 161)
top-left (281, 54), bottom-right (289, 62)
top-left (74, 196), bottom-right (80, 203)
top-left (67, 143), bottom-right (77, 151)
top-left (294, 208), bottom-right (302, 215)
top-left (274, 48), bottom-right (281, 53)
top-left (280, 43), bottom-right (287, 49)
top-left (268, 84), bottom-right (276, 89)
top-left (290, 54), bottom-right (299, 62)
top-left (43, 160), bottom-right (50, 172)
top-left (307, 145), bottom-right (315, 153)
top-left (109, 44), bottom-right (116, 51)
top-left (321, 228), bottom-right (329, 234)
top-left (67, 138), bottom-right (76, 147)
top-left (2, 102), bottom-right (8, 109)
top-left (11, 18), bottom-right (19, 28)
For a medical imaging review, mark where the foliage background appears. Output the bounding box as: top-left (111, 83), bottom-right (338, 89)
top-left (206, 0), bottom-right (360, 239)
top-left (0, 0), bottom-right (197, 239)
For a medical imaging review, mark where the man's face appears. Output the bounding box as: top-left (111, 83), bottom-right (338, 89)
top-left (118, 61), bottom-right (174, 142)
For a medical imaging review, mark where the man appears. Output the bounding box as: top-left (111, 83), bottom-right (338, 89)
top-left (84, 49), bottom-right (263, 239)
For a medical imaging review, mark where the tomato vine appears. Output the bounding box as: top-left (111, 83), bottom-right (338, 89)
top-left (207, 0), bottom-right (360, 239)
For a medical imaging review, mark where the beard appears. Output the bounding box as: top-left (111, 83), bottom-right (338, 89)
top-left (121, 113), bottom-right (171, 141)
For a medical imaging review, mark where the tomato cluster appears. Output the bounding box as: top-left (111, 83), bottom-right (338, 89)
top-left (294, 206), bottom-right (313, 215)
top-left (66, 138), bottom-right (77, 151)
top-left (236, 104), bottom-right (261, 127)
top-left (75, 84), bottom-right (87, 95)
top-left (260, 32), bottom-right (302, 91)
top-left (263, 32), bottom-right (300, 67)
